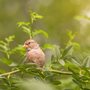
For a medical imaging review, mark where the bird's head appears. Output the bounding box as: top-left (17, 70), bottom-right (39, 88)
top-left (23, 39), bottom-right (39, 49)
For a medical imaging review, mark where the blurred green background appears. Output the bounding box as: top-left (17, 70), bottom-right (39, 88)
top-left (0, 0), bottom-right (90, 48)
top-left (0, 1), bottom-right (90, 90)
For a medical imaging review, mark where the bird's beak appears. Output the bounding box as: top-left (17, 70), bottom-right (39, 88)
top-left (23, 44), bottom-right (28, 48)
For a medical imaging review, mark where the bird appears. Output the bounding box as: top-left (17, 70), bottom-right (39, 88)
top-left (23, 39), bottom-right (45, 68)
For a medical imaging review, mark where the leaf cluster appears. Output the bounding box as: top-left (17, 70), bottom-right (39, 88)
top-left (0, 11), bottom-right (90, 90)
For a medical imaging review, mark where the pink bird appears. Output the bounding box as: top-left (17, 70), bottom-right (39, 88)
top-left (23, 39), bottom-right (45, 68)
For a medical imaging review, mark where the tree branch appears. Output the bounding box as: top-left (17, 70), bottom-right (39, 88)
top-left (0, 68), bottom-right (72, 77)
top-left (0, 69), bottom-right (20, 77)
top-left (49, 69), bottom-right (72, 75)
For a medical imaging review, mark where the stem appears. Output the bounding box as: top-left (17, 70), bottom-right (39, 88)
top-left (0, 68), bottom-right (72, 77)
top-left (29, 29), bottom-right (32, 39)
top-left (49, 69), bottom-right (72, 75)
top-left (0, 69), bottom-right (20, 77)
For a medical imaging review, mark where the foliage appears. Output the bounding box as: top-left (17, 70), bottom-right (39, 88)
top-left (0, 11), bottom-right (90, 90)
top-left (17, 11), bottom-right (47, 39)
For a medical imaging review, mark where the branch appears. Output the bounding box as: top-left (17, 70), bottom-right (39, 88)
top-left (49, 69), bottom-right (72, 75)
top-left (0, 68), bottom-right (72, 77)
top-left (0, 69), bottom-right (20, 77)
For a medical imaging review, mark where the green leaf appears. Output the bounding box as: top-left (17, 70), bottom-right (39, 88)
top-left (30, 11), bottom-right (43, 23)
top-left (43, 44), bottom-right (60, 58)
top-left (67, 31), bottom-right (75, 41)
top-left (0, 58), bottom-right (12, 65)
top-left (62, 45), bottom-right (73, 58)
top-left (52, 80), bottom-right (61, 85)
top-left (70, 58), bottom-right (80, 66)
top-left (68, 62), bottom-right (80, 74)
top-left (21, 26), bottom-right (32, 38)
top-left (1, 78), bottom-right (10, 85)
top-left (72, 42), bottom-right (80, 48)
top-left (9, 62), bottom-right (18, 67)
top-left (17, 22), bottom-right (30, 27)
top-left (43, 44), bottom-right (53, 49)
top-left (82, 56), bottom-right (90, 68)
top-left (22, 26), bottom-right (31, 34)
top-left (11, 45), bottom-right (25, 55)
top-left (32, 30), bottom-right (48, 38)
top-left (0, 40), bottom-right (6, 45)
top-left (43, 44), bottom-right (55, 50)
top-left (59, 59), bottom-right (65, 66)
top-left (73, 79), bottom-right (82, 89)
top-left (5, 35), bottom-right (15, 43)
top-left (0, 44), bottom-right (7, 50)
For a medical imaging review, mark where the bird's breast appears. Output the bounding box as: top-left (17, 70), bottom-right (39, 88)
top-left (26, 48), bottom-right (45, 61)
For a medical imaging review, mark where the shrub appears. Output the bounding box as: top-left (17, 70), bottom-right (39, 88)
top-left (0, 11), bottom-right (90, 90)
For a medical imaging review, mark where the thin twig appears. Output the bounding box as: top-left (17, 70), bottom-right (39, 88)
top-left (49, 69), bottom-right (72, 75)
top-left (0, 69), bottom-right (20, 77)
top-left (0, 68), bottom-right (72, 77)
